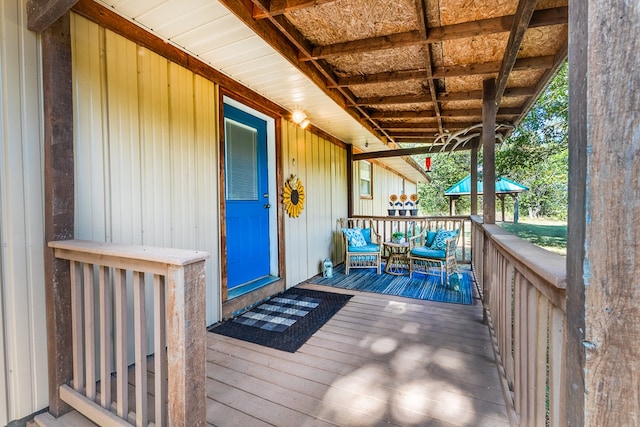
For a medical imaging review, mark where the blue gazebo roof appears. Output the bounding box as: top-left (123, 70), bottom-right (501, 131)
top-left (444, 175), bottom-right (528, 196)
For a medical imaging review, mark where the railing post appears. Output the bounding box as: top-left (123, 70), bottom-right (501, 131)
top-left (166, 261), bottom-right (207, 426)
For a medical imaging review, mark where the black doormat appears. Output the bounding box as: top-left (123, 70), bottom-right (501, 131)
top-left (208, 288), bottom-right (353, 353)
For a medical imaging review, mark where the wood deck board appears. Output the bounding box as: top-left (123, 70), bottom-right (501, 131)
top-left (206, 284), bottom-right (511, 427)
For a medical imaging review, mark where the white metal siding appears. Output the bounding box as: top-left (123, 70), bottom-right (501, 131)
top-left (72, 15), bottom-right (221, 326)
top-left (282, 121), bottom-right (347, 287)
top-left (355, 163), bottom-right (416, 216)
top-left (0, 0), bottom-right (48, 422)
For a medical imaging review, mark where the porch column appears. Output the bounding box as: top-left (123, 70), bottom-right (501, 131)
top-left (566, 0), bottom-right (640, 425)
top-left (346, 144), bottom-right (354, 217)
top-left (42, 12), bottom-right (75, 416)
top-left (470, 140), bottom-right (479, 215)
top-left (482, 78), bottom-right (496, 224)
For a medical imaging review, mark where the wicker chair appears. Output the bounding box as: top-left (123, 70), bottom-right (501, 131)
top-left (340, 218), bottom-right (382, 275)
top-left (408, 230), bottom-right (459, 285)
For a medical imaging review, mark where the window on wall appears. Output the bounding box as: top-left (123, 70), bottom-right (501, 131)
top-left (360, 161), bottom-right (372, 198)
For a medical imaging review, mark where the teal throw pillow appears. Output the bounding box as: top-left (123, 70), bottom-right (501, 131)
top-left (342, 227), bottom-right (367, 247)
top-left (425, 230), bottom-right (438, 247)
top-left (431, 229), bottom-right (458, 250)
top-left (361, 227), bottom-right (372, 243)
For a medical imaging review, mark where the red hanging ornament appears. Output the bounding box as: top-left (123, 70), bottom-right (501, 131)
top-left (425, 157), bottom-right (431, 172)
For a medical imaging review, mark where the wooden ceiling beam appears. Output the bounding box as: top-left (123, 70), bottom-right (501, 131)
top-left (330, 55), bottom-right (553, 88)
top-left (27, 0), bottom-right (79, 32)
top-left (439, 86), bottom-right (537, 101)
top-left (254, 0), bottom-right (338, 19)
top-left (379, 121), bottom-right (479, 129)
top-left (414, 0), bottom-right (443, 133)
top-left (353, 144), bottom-right (473, 160)
top-left (359, 86), bottom-right (535, 106)
top-left (301, 7), bottom-right (567, 61)
top-left (495, 0), bottom-right (539, 105)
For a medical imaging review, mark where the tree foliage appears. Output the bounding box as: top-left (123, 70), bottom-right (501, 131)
top-left (415, 62), bottom-right (568, 219)
top-left (496, 61), bottom-right (568, 219)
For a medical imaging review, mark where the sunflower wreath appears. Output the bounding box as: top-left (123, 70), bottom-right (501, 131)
top-left (283, 175), bottom-right (305, 218)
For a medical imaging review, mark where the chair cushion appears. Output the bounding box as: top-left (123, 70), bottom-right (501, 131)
top-left (348, 243), bottom-right (380, 253)
top-left (410, 246), bottom-right (446, 259)
top-left (431, 229), bottom-right (459, 250)
top-left (425, 230), bottom-right (438, 247)
top-left (342, 227), bottom-right (367, 247)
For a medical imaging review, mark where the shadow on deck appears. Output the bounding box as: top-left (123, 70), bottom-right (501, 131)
top-left (206, 281), bottom-right (514, 426)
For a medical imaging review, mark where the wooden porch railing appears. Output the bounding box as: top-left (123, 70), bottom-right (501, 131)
top-left (471, 216), bottom-right (567, 426)
top-left (351, 215), bottom-right (472, 262)
top-left (47, 240), bottom-right (209, 426)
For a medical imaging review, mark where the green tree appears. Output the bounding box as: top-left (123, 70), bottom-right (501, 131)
top-left (417, 152), bottom-right (471, 215)
top-left (496, 61), bottom-right (568, 219)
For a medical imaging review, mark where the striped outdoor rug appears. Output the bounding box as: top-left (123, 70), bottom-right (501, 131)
top-left (310, 264), bottom-right (476, 305)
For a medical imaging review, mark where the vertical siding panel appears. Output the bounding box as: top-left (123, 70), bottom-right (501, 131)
top-left (168, 63), bottom-right (197, 249)
top-left (105, 30), bottom-right (142, 245)
top-left (72, 15), bottom-right (107, 241)
top-left (0, 0), bottom-right (48, 421)
top-left (138, 47), bottom-right (171, 247)
top-left (194, 76), bottom-right (220, 324)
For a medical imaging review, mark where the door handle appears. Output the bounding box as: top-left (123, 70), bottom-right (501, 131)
top-left (264, 203), bottom-right (271, 209)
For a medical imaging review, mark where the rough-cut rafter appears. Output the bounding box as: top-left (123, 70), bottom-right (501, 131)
top-left (495, 0), bottom-right (539, 105)
top-left (301, 7), bottom-right (567, 61)
top-left (414, 0), bottom-right (443, 134)
top-left (330, 55), bottom-right (554, 88)
top-left (253, 0), bottom-right (338, 19)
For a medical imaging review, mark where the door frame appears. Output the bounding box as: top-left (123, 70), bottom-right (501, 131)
top-left (220, 93), bottom-right (284, 306)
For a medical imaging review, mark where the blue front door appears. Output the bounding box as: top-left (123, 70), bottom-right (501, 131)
top-left (224, 104), bottom-right (270, 290)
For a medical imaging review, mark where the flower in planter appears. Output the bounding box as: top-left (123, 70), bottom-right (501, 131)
top-left (389, 194), bottom-right (398, 207)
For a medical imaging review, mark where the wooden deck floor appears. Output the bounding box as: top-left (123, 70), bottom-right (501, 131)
top-left (206, 283), bottom-right (513, 427)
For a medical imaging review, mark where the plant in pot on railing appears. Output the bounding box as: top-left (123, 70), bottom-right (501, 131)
top-left (392, 231), bottom-right (405, 244)
top-left (388, 194), bottom-right (398, 216)
top-left (408, 193), bottom-right (419, 216)
top-left (398, 194), bottom-right (408, 215)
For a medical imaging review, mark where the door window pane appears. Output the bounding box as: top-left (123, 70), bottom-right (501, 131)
top-left (225, 119), bottom-right (258, 200)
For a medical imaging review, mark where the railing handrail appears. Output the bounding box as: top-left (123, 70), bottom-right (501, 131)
top-left (471, 216), bottom-right (566, 310)
top-left (49, 239), bottom-right (209, 268)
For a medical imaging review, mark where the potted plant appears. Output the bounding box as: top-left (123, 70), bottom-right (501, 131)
top-left (388, 194), bottom-right (398, 216)
top-left (398, 194), bottom-right (408, 215)
top-left (392, 231), bottom-right (405, 244)
top-left (409, 193), bottom-right (419, 215)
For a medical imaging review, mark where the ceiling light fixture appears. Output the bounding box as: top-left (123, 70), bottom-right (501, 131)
top-left (299, 119), bottom-right (310, 129)
top-left (292, 110), bottom-right (306, 124)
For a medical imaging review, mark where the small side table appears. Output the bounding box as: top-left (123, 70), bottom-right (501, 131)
top-left (383, 241), bottom-right (410, 275)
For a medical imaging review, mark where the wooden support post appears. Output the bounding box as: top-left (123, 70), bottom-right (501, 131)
top-left (566, 0), bottom-right (640, 425)
top-left (42, 12), bottom-right (74, 417)
top-left (471, 141), bottom-right (478, 215)
top-left (346, 144), bottom-right (354, 217)
top-left (166, 261), bottom-right (207, 426)
top-left (482, 78), bottom-right (496, 224)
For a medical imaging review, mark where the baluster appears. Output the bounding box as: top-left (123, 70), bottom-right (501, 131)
top-left (70, 260), bottom-right (84, 393)
top-left (154, 274), bottom-right (167, 426)
top-left (114, 268), bottom-right (128, 420)
top-left (84, 263), bottom-right (96, 400)
top-left (133, 271), bottom-right (148, 426)
top-left (98, 265), bottom-right (112, 409)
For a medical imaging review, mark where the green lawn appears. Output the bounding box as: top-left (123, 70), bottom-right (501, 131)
top-left (498, 219), bottom-right (567, 255)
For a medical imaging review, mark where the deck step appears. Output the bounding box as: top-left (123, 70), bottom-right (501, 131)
top-left (34, 411), bottom-right (98, 427)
